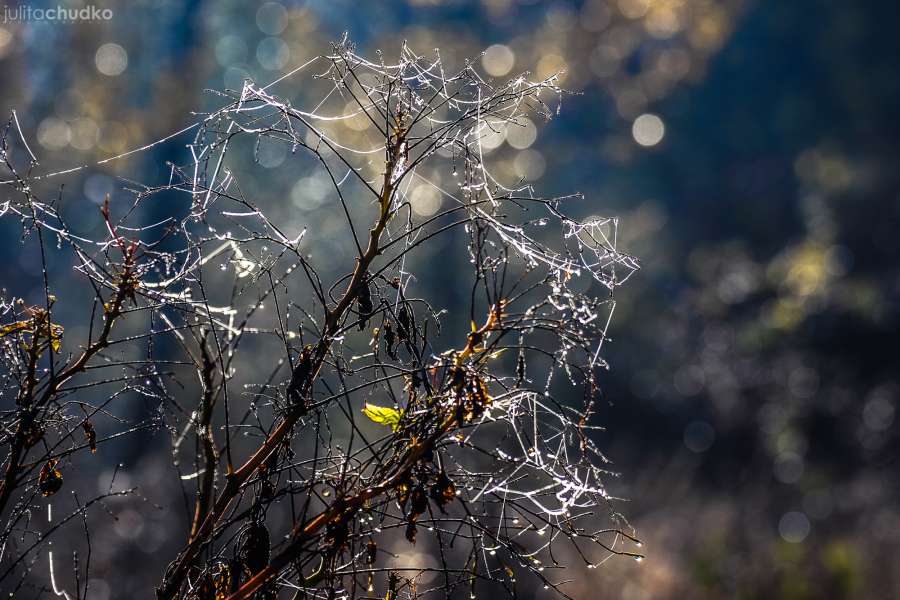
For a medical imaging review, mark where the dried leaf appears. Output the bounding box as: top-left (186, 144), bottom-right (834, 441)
top-left (430, 472), bottom-right (456, 511)
top-left (405, 520), bottom-right (417, 544)
top-left (39, 459), bottom-right (63, 497)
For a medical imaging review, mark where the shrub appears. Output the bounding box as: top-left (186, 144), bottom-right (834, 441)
top-left (0, 40), bottom-right (639, 599)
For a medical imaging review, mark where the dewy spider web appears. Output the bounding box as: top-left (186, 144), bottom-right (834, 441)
top-left (0, 38), bottom-right (640, 600)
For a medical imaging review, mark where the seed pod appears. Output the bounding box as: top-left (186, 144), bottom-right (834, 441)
top-left (357, 278), bottom-right (374, 331)
top-left (405, 520), bottom-right (418, 544)
top-left (258, 453), bottom-right (277, 500)
top-left (395, 479), bottom-right (411, 512)
top-left (409, 486), bottom-right (428, 519)
top-left (287, 345), bottom-right (313, 407)
top-left (366, 539), bottom-right (378, 565)
top-left (324, 515), bottom-right (350, 551)
top-left (82, 420), bottom-right (97, 453)
top-left (259, 478), bottom-right (275, 500)
top-left (383, 321), bottom-right (398, 360)
top-left (238, 521), bottom-right (270, 575)
top-left (397, 303), bottom-right (413, 353)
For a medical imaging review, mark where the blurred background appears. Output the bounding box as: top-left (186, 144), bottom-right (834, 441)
top-left (1, 0), bottom-right (898, 598)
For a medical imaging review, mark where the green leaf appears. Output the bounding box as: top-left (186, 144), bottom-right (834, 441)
top-left (362, 403), bottom-right (404, 431)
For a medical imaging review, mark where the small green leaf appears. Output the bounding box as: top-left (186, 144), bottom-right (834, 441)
top-left (362, 403), bottom-right (404, 431)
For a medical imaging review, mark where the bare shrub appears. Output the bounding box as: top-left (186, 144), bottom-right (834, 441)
top-left (0, 39), bottom-right (639, 599)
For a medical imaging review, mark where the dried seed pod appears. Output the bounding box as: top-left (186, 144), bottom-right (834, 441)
top-left (39, 459), bottom-right (63, 497)
top-left (403, 483), bottom-right (428, 543)
top-left (409, 486), bottom-right (428, 520)
top-left (257, 452), bottom-right (277, 500)
top-left (383, 321), bottom-right (398, 360)
top-left (238, 521), bottom-right (270, 575)
top-left (259, 478), bottom-right (275, 500)
top-left (429, 472), bottom-right (456, 512)
top-left (366, 539), bottom-right (377, 565)
top-left (287, 345), bottom-right (313, 407)
top-left (82, 420), bottom-right (97, 453)
top-left (405, 520), bottom-right (418, 544)
top-left (357, 278), bottom-right (374, 331)
top-left (397, 303), bottom-right (413, 353)
top-left (395, 479), bottom-right (411, 512)
top-left (324, 515), bottom-right (350, 551)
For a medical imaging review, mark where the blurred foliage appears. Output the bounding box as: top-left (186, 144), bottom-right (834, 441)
top-left (0, 0), bottom-right (898, 598)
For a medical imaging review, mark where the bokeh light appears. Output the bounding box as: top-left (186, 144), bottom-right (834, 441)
top-left (482, 43), bottom-right (515, 76)
top-left (632, 113), bottom-right (665, 146)
top-left (94, 42), bottom-right (128, 76)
